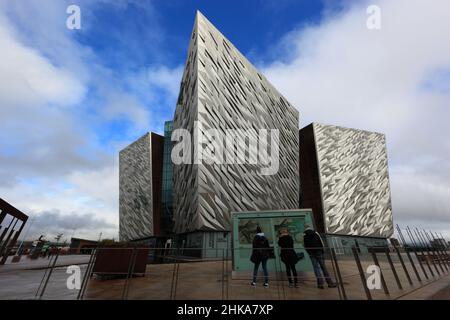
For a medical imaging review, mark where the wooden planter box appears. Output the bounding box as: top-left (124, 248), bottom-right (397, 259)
top-left (92, 248), bottom-right (149, 278)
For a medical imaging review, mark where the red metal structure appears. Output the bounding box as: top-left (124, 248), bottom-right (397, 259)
top-left (0, 198), bottom-right (28, 264)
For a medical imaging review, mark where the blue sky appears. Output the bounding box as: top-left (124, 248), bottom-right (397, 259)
top-left (77, 1), bottom-right (324, 68)
top-left (1, 0), bottom-right (450, 241)
top-left (70, 0), bottom-right (327, 143)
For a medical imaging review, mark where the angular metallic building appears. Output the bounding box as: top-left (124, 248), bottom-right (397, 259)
top-left (173, 11), bottom-right (300, 235)
top-left (119, 132), bottom-right (164, 241)
top-left (118, 12), bottom-right (395, 253)
top-left (299, 123), bottom-right (394, 240)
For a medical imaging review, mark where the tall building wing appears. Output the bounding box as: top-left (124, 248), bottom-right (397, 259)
top-left (299, 123), bottom-right (394, 238)
top-left (119, 132), bottom-right (164, 241)
top-left (173, 11), bottom-right (300, 234)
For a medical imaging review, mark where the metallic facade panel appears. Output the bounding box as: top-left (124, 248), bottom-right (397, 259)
top-left (119, 133), bottom-right (154, 241)
top-left (172, 14), bottom-right (200, 234)
top-left (173, 12), bottom-right (300, 234)
top-left (313, 123), bottom-right (394, 238)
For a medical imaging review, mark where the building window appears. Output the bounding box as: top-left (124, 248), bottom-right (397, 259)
top-left (209, 233), bottom-right (214, 248)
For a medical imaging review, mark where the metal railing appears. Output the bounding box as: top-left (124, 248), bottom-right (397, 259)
top-left (29, 230), bottom-right (449, 300)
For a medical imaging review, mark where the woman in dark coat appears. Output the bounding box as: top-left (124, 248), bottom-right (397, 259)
top-left (278, 228), bottom-right (298, 287)
top-left (250, 226), bottom-right (270, 287)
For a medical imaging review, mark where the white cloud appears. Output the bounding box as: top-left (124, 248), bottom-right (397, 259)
top-left (0, 11), bottom-right (85, 107)
top-left (126, 65), bottom-right (183, 107)
top-left (263, 0), bottom-right (450, 236)
top-left (144, 65), bottom-right (184, 99)
top-left (26, 210), bottom-right (116, 244)
top-left (66, 163), bottom-right (119, 216)
top-left (101, 90), bottom-right (151, 131)
top-left (0, 1), bottom-right (172, 240)
top-left (0, 6), bottom-right (100, 188)
top-left (0, 0), bottom-right (182, 238)
top-left (391, 165), bottom-right (450, 221)
top-left (0, 163), bottom-right (119, 240)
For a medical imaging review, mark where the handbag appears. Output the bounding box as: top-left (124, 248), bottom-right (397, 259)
top-left (295, 251), bottom-right (305, 263)
top-left (250, 251), bottom-right (258, 263)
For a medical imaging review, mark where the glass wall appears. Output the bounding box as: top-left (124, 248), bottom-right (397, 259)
top-left (161, 121), bottom-right (174, 234)
top-left (325, 234), bottom-right (389, 255)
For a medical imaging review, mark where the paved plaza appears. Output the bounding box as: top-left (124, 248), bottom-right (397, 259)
top-left (0, 253), bottom-right (449, 300)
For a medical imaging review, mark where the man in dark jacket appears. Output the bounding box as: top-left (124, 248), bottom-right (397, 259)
top-left (250, 226), bottom-right (270, 287)
top-left (303, 224), bottom-right (337, 289)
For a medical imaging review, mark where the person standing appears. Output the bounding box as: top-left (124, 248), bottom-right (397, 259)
top-left (278, 228), bottom-right (299, 288)
top-left (303, 224), bottom-right (337, 289)
top-left (250, 226), bottom-right (270, 287)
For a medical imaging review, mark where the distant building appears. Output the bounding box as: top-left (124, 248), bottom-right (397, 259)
top-left (69, 237), bottom-right (98, 254)
top-left (119, 132), bottom-right (164, 241)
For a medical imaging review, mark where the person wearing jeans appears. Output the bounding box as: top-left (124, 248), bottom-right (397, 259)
top-left (303, 224), bottom-right (337, 289)
top-left (252, 259), bottom-right (268, 285)
top-left (250, 226), bottom-right (270, 287)
top-left (309, 251), bottom-right (333, 288)
top-left (278, 228), bottom-right (299, 288)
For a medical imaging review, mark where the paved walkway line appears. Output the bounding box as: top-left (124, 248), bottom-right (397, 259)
top-left (396, 274), bottom-right (450, 300)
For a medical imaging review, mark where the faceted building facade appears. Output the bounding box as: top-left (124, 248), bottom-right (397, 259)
top-left (119, 132), bottom-right (164, 241)
top-left (172, 11), bottom-right (300, 235)
top-left (118, 12), bottom-right (395, 253)
top-left (299, 123), bottom-right (394, 241)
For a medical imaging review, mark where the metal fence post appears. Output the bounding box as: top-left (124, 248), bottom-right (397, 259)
top-left (435, 232), bottom-right (450, 268)
top-left (369, 247), bottom-right (389, 295)
top-left (122, 248), bottom-right (139, 300)
top-left (407, 226), bottom-right (433, 278)
top-left (38, 249), bottom-right (60, 299)
top-left (77, 248), bottom-right (97, 300)
top-left (438, 232), bottom-right (450, 266)
top-left (425, 230), bottom-right (448, 272)
top-left (352, 246), bottom-right (372, 300)
top-left (393, 245), bottom-right (413, 286)
top-left (396, 225), bottom-right (422, 282)
top-left (414, 228), bottom-right (440, 276)
top-left (385, 248), bottom-right (402, 290)
top-left (170, 247), bottom-right (180, 300)
top-left (416, 228), bottom-right (445, 275)
top-left (221, 248), bottom-right (225, 300)
top-left (225, 246), bottom-right (229, 300)
top-left (330, 248), bottom-right (347, 300)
